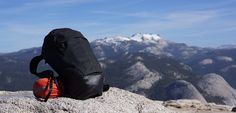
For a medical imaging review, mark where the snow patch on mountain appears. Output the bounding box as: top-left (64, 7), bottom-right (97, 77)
top-left (199, 59), bottom-right (213, 65)
top-left (93, 33), bottom-right (162, 45)
top-left (99, 36), bottom-right (130, 43)
top-left (92, 33), bottom-right (182, 59)
top-left (94, 36), bottom-right (130, 46)
top-left (130, 33), bottom-right (161, 42)
top-left (216, 56), bottom-right (233, 62)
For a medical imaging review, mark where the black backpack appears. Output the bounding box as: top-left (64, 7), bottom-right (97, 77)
top-left (30, 28), bottom-right (108, 101)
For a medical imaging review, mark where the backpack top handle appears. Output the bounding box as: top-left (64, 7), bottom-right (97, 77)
top-left (30, 55), bottom-right (54, 78)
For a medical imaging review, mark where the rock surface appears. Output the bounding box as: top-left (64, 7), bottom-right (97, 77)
top-left (165, 80), bottom-right (207, 103)
top-left (164, 99), bottom-right (232, 113)
top-left (0, 87), bottom-right (233, 113)
top-left (197, 73), bottom-right (236, 106)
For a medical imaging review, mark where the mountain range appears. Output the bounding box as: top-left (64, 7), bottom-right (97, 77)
top-left (0, 33), bottom-right (236, 106)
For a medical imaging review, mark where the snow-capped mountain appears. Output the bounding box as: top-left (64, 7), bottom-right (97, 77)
top-left (92, 33), bottom-right (209, 61)
top-left (95, 33), bottom-right (162, 44)
top-left (91, 34), bottom-right (236, 105)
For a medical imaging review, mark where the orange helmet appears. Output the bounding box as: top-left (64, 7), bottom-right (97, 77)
top-left (33, 78), bottom-right (63, 100)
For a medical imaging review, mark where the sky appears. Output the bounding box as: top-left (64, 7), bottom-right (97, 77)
top-left (0, 0), bottom-right (236, 53)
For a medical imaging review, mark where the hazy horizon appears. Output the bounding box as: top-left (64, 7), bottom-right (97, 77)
top-left (0, 0), bottom-right (236, 53)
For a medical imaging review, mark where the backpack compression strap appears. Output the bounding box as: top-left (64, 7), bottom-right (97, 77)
top-left (44, 76), bottom-right (60, 102)
top-left (30, 55), bottom-right (54, 78)
top-left (44, 77), bottom-right (53, 102)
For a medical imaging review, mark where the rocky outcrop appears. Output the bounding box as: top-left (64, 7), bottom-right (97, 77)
top-left (164, 99), bottom-right (232, 113)
top-left (0, 88), bottom-right (174, 113)
top-left (0, 87), bottom-right (233, 113)
top-left (197, 73), bottom-right (236, 106)
top-left (165, 80), bottom-right (207, 103)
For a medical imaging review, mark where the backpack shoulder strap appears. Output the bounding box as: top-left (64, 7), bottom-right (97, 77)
top-left (30, 55), bottom-right (54, 78)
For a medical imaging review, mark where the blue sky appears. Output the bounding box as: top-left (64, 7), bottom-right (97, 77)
top-left (0, 0), bottom-right (236, 53)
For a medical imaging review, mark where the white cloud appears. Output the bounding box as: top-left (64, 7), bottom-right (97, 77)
top-left (165, 10), bottom-right (218, 25)
top-left (92, 10), bottom-right (157, 18)
top-left (90, 9), bottom-right (220, 32)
